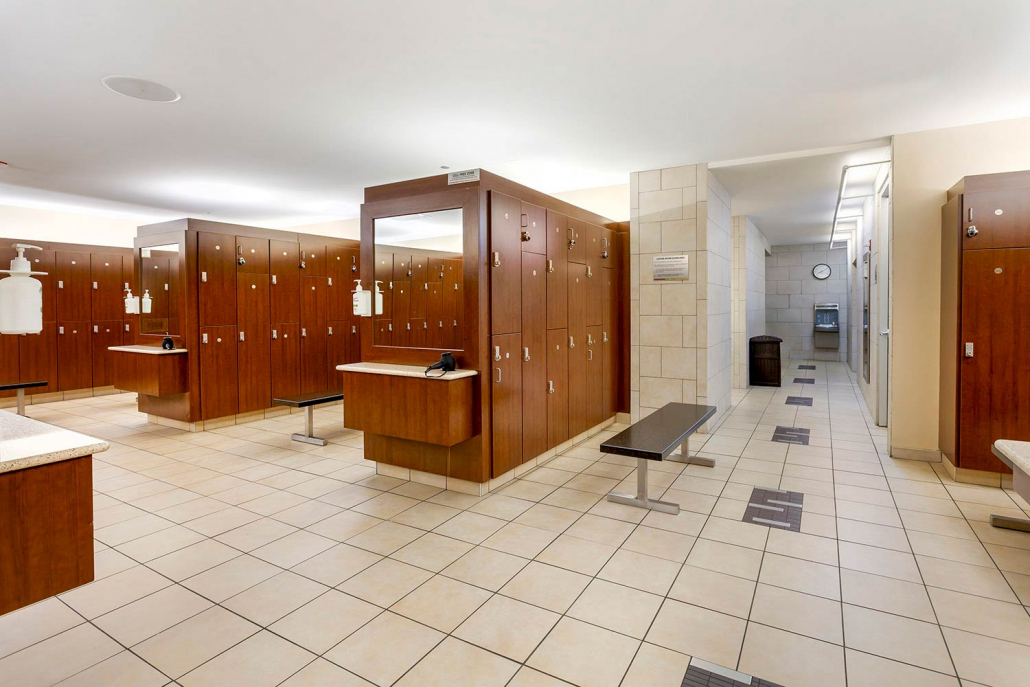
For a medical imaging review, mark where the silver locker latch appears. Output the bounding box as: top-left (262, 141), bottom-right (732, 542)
top-left (272, 274), bottom-right (277, 285)
top-left (58, 280), bottom-right (64, 289)
top-left (603, 331), bottom-right (608, 343)
top-left (568, 335), bottom-right (575, 349)
top-left (388, 323), bottom-right (393, 332)
top-left (301, 328), bottom-right (307, 337)
top-left (494, 345), bottom-right (501, 361)
top-left (59, 326), bottom-right (64, 334)
top-left (272, 329), bottom-right (278, 339)
top-left (202, 333), bottom-right (208, 344)
top-left (239, 331), bottom-right (245, 342)
top-left (93, 325), bottom-right (98, 333)
top-left (548, 381), bottom-right (555, 394)
top-left (351, 325), bottom-right (357, 334)
top-left (328, 326), bottom-right (333, 336)
top-left (328, 277), bottom-right (333, 286)
top-left (201, 271), bottom-right (207, 282)
top-left (492, 252), bottom-right (501, 267)
top-left (965, 342), bottom-right (974, 358)
top-left (93, 281), bottom-right (98, 290)
top-left (586, 266), bottom-right (593, 278)
top-left (124, 324), bottom-right (129, 332)
top-left (523, 347), bottom-right (530, 362)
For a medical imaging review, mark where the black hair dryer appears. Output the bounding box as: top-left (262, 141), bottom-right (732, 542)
top-left (425, 352), bottom-right (456, 376)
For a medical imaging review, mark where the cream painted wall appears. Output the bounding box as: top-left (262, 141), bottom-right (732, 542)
top-left (0, 204), bottom-right (140, 247)
top-left (553, 184), bottom-right (630, 222)
top-left (891, 115), bottom-right (1030, 457)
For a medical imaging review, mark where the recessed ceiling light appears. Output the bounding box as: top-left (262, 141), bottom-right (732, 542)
top-left (102, 76), bottom-right (181, 103)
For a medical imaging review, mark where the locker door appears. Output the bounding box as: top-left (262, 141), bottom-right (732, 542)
top-left (328, 246), bottom-right (360, 320)
top-left (584, 223), bottom-right (602, 272)
top-left (343, 321), bottom-right (361, 364)
top-left (410, 318), bottom-right (428, 348)
top-left (300, 242), bottom-right (326, 276)
top-left (198, 233), bottom-right (237, 326)
top-left (410, 253), bottom-right (427, 288)
top-left (199, 325), bottom-right (239, 419)
top-left (962, 189), bottom-right (1030, 250)
top-left (236, 236), bottom-right (269, 274)
top-left (121, 253), bottom-right (135, 303)
top-left (546, 211), bottom-right (568, 330)
top-left (567, 263), bottom-right (588, 436)
top-left (0, 334), bottom-right (18, 399)
top-left (426, 282), bottom-right (445, 348)
top-left (271, 323), bottom-right (301, 399)
top-left (586, 325), bottom-right (603, 429)
top-left (90, 322), bottom-right (121, 387)
top-left (56, 252), bottom-right (91, 322)
top-left (567, 217), bottom-right (586, 265)
top-left (490, 192), bottom-right (522, 334)
top-left (521, 202), bottom-right (547, 255)
top-left (522, 253), bottom-right (547, 462)
top-left (491, 332), bottom-right (522, 477)
top-left (91, 254), bottom-right (123, 322)
top-left (428, 258), bottom-right (446, 283)
top-left (270, 240), bottom-right (301, 324)
top-left (376, 319), bottom-right (393, 346)
top-left (392, 283), bottom-right (411, 347)
top-left (300, 276), bottom-right (328, 393)
top-left (444, 258), bottom-right (463, 349)
top-left (602, 270), bottom-right (617, 420)
top-left (585, 223), bottom-right (603, 326)
top-left (601, 227), bottom-right (617, 268)
top-left (546, 328), bottom-right (569, 449)
top-left (393, 254), bottom-right (412, 284)
top-left (375, 252), bottom-right (393, 286)
top-left (237, 273), bottom-right (271, 413)
top-left (410, 279), bottom-right (428, 320)
top-left (20, 324), bottom-right (58, 394)
top-left (122, 320), bottom-right (137, 345)
top-left (327, 321), bottom-right (346, 385)
top-left (57, 322), bottom-right (92, 391)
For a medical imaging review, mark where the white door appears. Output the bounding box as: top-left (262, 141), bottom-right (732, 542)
top-left (875, 179), bottom-right (891, 426)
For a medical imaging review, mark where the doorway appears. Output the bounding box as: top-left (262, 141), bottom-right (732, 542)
top-left (875, 178), bottom-right (891, 426)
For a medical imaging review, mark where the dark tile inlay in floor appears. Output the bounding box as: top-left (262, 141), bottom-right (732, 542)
top-left (771, 426), bottom-right (810, 445)
top-left (682, 663), bottom-right (785, 687)
top-left (792, 377), bottom-right (815, 384)
top-left (798, 364), bottom-right (816, 370)
top-left (785, 396), bottom-right (813, 407)
top-left (743, 487), bottom-right (803, 533)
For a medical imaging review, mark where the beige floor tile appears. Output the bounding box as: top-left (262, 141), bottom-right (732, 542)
top-left (840, 568), bottom-right (936, 622)
top-left (432, 511), bottom-right (507, 544)
top-left (222, 571), bottom-right (327, 626)
top-left (93, 513), bottom-right (177, 547)
top-left (514, 503), bottom-right (582, 533)
top-left (250, 530), bottom-right (336, 568)
top-left (92, 547), bottom-right (139, 580)
top-left (686, 538), bottom-right (763, 580)
top-left (750, 583), bottom-right (843, 644)
top-left (92, 584), bottom-right (212, 646)
top-left (482, 522), bottom-right (559, 559)
top-left (928, 586), bottom-right (1030, 645)
top-left (508, 666), bottom-right (575, 686)
top-left (391, 574), bottom-right (491, 632)
top-left (500, 560), bottom-right (592, 613)
top-left (134, 606), bottom-right (259, 679)
top-left (839, 540), bottom-right (922, 583)
top-left (454, 594), bottom-right (559, 661)
top-left (499, 479), bottom-right (558, 502)
top-left (180, 506), bottom-right (262, 537)
top-left (900, 510), bottom-right (977, 540)
top-left (145, 539), bottom-right (240, 582)
top-left (279, 658), bottom-right (374, 686)
top-left (621, 525), bottom-right (695, 562)
top-left (843, 604), bottom-right (954, 674)
top-left (567, 578), bottom-right (663, 639)
top-left (442, 546), bottom-right (529, 591)
top-left (390, 501), bottom-right (460, 530)
top-left (338, 558), bottom-right (433, 607)
top-left (390, 481), bottom-right (444, 500)
top-left (115, 525), bottom-right (207, 562)
top-left (739, 622), bottom-right (846, 687)
top-left (325, 611), bottom-right (444, 686)
top-left (598, 549), bottom-right (681, 596)
top-left (346, 521), bottom-right (425, 555)
top-left (985, 542), bottom-right (1030, 574)
top-left (943, 626), bottom-right (1030, 687)
top-left (391, 532), bottom-right (474, 572)
top-left (469, 494), bottom-right (535, 520)
top-left (1003, 569), bottom-right (1030, 605)
top-left (917, 555), bottom-right (1019, 602)
top-left (55, 650), bottom-right (168, 687)
top-left (59, 565), bottom-right (171, 619)
top-left (564, 473), bottom-right (621, 495)
top-left (909, 532), bottom-right (994, 568)
top-left (270, 500), bottom-right (341, 528)
top-left (288, 542), bottom-right (382, 586)
top-left (316, 483), bottom-right (381, 509)
top-left (182, 553), bottom-right (284, 603)
top-left (800, 511), bottom-right (838, 538)
top-left (214, 517), bottom-right (297, 552)
top-left (0, 597), bottom-right (84, 660)
top-left (699, 515), bottom-right (769, 550)
top-left (835, 518), bottom-right (911, 552)
top-left (646, 599), bottom-right (746, 668)
top-left (564, 514), bottom-right (636, 547)
top-left (0, 623), bottom-right (122, 687)
top-left (620, 642), bottom-right (691, 687)
top-left (835, 499), bottom-right (902, 527)
top-left (306, 509), bottom-right (381, 542)
top-left (765, 527), bottom-right (838, 566)
top-left (759, 552), bottom-right (840, 600)
top-left (269, 589), bottom-right (380, 653)
top-left (668, 564), bottom-right (756, 619)
top-left (845, 649), bottom-right (959, 687)
top-left (396, 636), bottom-right (520, 687)
top-left (177, 629), bottom-right (314, 687)
top-left (536, 533), bottom-right (617, 576)
top-left (541, 486), bottom-right (604, 512)
top-left (527, 617), bottom-right (640, 687)
top-left (641, 507), bottom-right (707, 536)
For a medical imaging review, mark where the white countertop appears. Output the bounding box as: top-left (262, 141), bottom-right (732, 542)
top-left (1, 411), bottom-right (109, 473)
top-left (108, 345), bottom-right (187, 355)
top-left (993, 440), bottom-right (1030, 475)
top-left (337, 362), bottom-right (478, 380)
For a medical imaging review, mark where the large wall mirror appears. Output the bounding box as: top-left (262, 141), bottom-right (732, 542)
top-left (373, 208), bottom-right (463, 350)
top-left (139, 243), bottom-right (182, 336)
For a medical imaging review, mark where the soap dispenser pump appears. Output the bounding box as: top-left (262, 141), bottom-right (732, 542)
top-left (0, 243), bottom-right (48, 335)
top-left (352, 280), bottom-right (371, 318)
top-left (373, 280), bottom-right (384, 316)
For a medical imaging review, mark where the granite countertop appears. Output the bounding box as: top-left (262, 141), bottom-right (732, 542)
top-left (993, 440), bottom-right (1030, 475)
top-left (108, 345), bottom-right (187, 355)
top-left (337, 362), bottom-right (478, 380)
top-left (1, 411), bottom-right (109, 473)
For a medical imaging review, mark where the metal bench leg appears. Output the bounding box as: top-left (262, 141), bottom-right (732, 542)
top-left (16, 388), bottom-right (26, 416)
top-left (991, 514), bottom-right (1030, 533)
top-left (667, 436), bottom-right (715, 468)
top-left (291, 406), bottom-right (327, 446)
top-left (607, 458), bottom-right (680, 515)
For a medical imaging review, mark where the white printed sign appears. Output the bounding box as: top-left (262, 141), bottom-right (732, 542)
top-left (447, 169), bottom-right (480, 185)
top-left (652, 254), bottom-right (689, 281)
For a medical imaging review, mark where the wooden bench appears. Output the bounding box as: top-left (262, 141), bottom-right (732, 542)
top-left (273, 390), bottom-right (344, 446)
top-left (992, 440), bottom-right (1030, 533)
top-left (601, 402), bottom-right (717, 514)
top-left (0, 380), bottom-right (48, 416)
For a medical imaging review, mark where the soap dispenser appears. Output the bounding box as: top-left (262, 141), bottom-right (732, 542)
top-left (352, 280), bottom-right (371, 318)
top-left (0, 243), bottom-right (47, 335)
top-left (373, 280), bottom-right (384, 316)
top-left (124, 287), bottom-right (140, 315)
top-left (141, 289), bottom-right (153, 314)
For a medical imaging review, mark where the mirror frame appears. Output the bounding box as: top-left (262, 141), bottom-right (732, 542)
top-left (134, 230), bottom-right (188, 344)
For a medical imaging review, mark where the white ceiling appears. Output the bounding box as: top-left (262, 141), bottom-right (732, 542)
top-left (2, 1), bottom-right (1030, 227)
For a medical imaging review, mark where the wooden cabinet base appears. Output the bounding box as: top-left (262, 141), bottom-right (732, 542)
top-left (0, 456), bottom-right (94, 615)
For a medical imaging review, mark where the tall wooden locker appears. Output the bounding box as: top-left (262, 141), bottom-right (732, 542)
top-left (56, 252), bottom-right (91, 322)
top-left (343, 321), bottom-right (361, 364)
top-left (271, 323), bottom-right (301, 399)
top-left (199, 325), bottom-right (239, 419)
top-left (490, 192), bottom-right (522, 335)
top-left (198, 232), bottom-right (237, 326)
top-left (586, 324), bottom-right (603, 428)
top-left (567, 218), bottom-right (586, 265)
top-left (522, 253), bottom-right (547, 462)
top-left (602, 227), bottom-right (617, 268)
top-left (300, 276), bottom-right (328, 393)
top-left (546, 328), bottom-right (569, 449)
top-left (300, 242), bottom-right (326, 276)
top-left (426, 282), bottom-right (446, 349)
top-left (270, 240), bottom-right (301, 324)
top-left (567, 263), bottom-right (589, 436)
top-left (521, 202), bottom-right (546, 255)
top-left (327, 322), bottom-right (347, 386)
top-left (392, 282), bottom-right (411, 347)
top-left (236, 236), bottom-right (269, 274)
top-left (90, 322), bottom-right (121, 387)
top-left (585, 223), bottom-right (603, 327)
top-left (491, 332), bottom-right (522, 477)
top-left (375, 251), bottom-right (394, 323)
top-left (57, 322), bottom-right (91, 391)
top-left (90, 254), bottom-right (123, 322)
top-left (237, 273), bottom-right (271, 414)
top-left (328, 246), bottom-right (360, 320)
top-left (19, 324), bottom-right (58, 394)
top-left (546, 211), bottom-right (568, 330)
top-left (602, 269), bottom-right (618, 420)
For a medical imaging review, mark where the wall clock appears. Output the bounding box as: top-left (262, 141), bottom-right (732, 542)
top-left (812, 263), bottom-right (831, 280)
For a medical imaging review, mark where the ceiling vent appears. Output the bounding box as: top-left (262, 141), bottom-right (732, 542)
top-left (830, 240), bottom-right (848, 250)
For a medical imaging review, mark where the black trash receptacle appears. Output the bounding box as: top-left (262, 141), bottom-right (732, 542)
top-left (749, 335), bottom-right (783, 387)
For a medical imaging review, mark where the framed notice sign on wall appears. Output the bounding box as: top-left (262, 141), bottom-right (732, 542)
top-left (652, 255), bottom-right (689, 282)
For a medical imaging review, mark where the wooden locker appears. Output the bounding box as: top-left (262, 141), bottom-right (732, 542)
top-left (90, 321), bottom-right (121, 387)
top-left (567, 263), bottom-right (588, 436)
top-left (410, 277), bottom-right (428, 320)
top-left (410, 318), bottom-right (428, 348)
top-left (121, 253), bottom-right (135, 293)
top-left (428, 258), bottom-right (446, 282)
top-left (410, 253), bottom-right (428, 287)
top-left (237, 273), bottom-right (271, 413)
top-left (392, 283), bottom-right (411, 347)
top-left (199, 325), bottom-right (239, 419)
top-left (57, 322), bottom-right (91, 391)
top-left (584, 223), bottom-right (602, 272)
top-left (271, 323), bottom-right (301, 399)
top-left (393, 254), bottom-right (412, 283)
top-left (300, 242), bottom-right (326, 276)
top-left (270, 240), bottom-right (301, 324)
top-left (376, 319), bottom-right (393, 347)
top-left (426, 282), bottom-right (447, 349)
top-left (585, 223), bottom-right (603, 326)
top-left (90, 253), bottom-right (123, 322)
top-left (198, 232), bottom-right (237, 326)
top-left (521, 202), bottom-right (547, 255)
top-left (962, 188), bottom-right (1030, 250)
top-left (34, 249), bottom-right (57, 322)
top-left (522, 253), bottom-right (547, 462)
top-left (343, 321), bottom-right (361, 364)
top-left (56, 252), bottom-right (91, 322)
top-left (491, 332), bottom-right (523, 478)
top-left (300, 276), bottom-right (328, 393)
top-left (236, 236), bottom-right (269, 274)
top-left (567, 217), bottom-right (586, 265)
top-left (586, 324), bottom-right (603, 428)
top-left (375, 252), bottom-right (393, 285)
top-left (546, 211), bottom-right (568, 330)
top-left (328, 246), bottom-right (360, 320)
top-left (19, 324), bottom-right (58, 394)
top-left (546, 329), bottom-right (569, 449)
top-left (122, 319), bottom-right (137, 345)
top-left (601, 227), bottom-right (617, 268)
top-left (490, 192), bottom-right (522, 335)
top-left (0, 334), bottom-right (18, 398)
top-left (327, 321), bottom-right (348, 385)
top-left (602, 270), bottom-right (618, 420)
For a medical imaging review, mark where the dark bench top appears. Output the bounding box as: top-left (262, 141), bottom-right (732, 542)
top-left (602, 402), bottom-right (717, 461)
top-left (0, 380), bottom-right (48, 392)
top-left (273, 390), bottom-right (344, 408)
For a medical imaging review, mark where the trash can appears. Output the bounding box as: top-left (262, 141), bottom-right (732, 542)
top-left (749, 335), bottom-right (783, 387)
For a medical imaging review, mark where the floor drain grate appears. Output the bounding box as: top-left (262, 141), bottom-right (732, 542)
top-left (743, 487), bottom-right (803, 532)
top-left (682, 661), bottom-right (785, 687)
top-left (792, 377), bottom-right (815, 384)
top-left (798, 364), bottom-right (816, 370)
top-left (785, 396), bottom-right (813, 407)
top-left (771, 426), bottom-right (810, 444)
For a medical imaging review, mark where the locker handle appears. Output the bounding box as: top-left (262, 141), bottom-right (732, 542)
top-left (124, 324), bottom-right (129, 332)
top-left (328, 277), bottom-right (333, 286)
top-left (438, 321), bottom-right (443, 328)
top-left (93, 325), bottom-right (98, 333)
top-left (328, 326), bottom-right (333, 336)
top-left (93, 281), bottom-right (98, 290)
top-left (587, 334), bottom-right (594, 345)
top-left (492, 252), bottom-right (500, 267)
top-left (586, 266), bottom-right (593, 278)
top-left (239, 331), bottom-right (245, 342)
top-left (388, 323), bottom-right (393, 331)
top-left (495, 367), bottom-right (502, 383)
top-left (423, 283), bottom-right (428, 290)
top-left (351, 325), bottom-right (357, 334)
top-left (59, 326), bottom-right (64, 334)
top-left (351, 264), bottom-right (358, 273)
top-left (547, 259), bottom-right (554, 273)
top-left (202, 333), bottom-right (208, 343)
top-left (201, 271), bottom-right (207, 283)
top-left (422, 322), bottom-right (427, 329)
top-left (164, 283), bottom-right (168, 291)
top-left (568, 336), bottom-right (575, 349)
top-left (521, 230), bottom-right (531, 242)
top-left (406, 322), bottom-right (411, 330)
top-left (272, 329), bottom-right (278, 339)
top-left (521, 212), bottom-right (529, 228)
top-left (603, 331), bottom-right (609, 343)
top-left (548, 381), bottom-right (555, 394)
top-left (454, 283), bottom-right (458, 290)
top-left (58, 280), bottom-right (64, 289)
top-left (588, 350), bottom-right (593, 361)
top-left (494, 345), bottom-right (501, 361)
top-left (272, 274), bottom-right (277, 285)
top-left (301, 328), bottom-right (307, 337)
top-left (523, 347), bottom-right (530, 362)
top-left (389, 281), bottom-right (393, 290)
top-left (453, 319), bottom-right (457, 327)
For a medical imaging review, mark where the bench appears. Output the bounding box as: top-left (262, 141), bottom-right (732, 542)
top-left (991, 440), bottom-right (1030, 533)
top-left (0, 380), bottom-right (48, 416)
top-left (601, 402), bottom-right (717, 515)
top-left (273, 390), bottom-right (344, 446)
